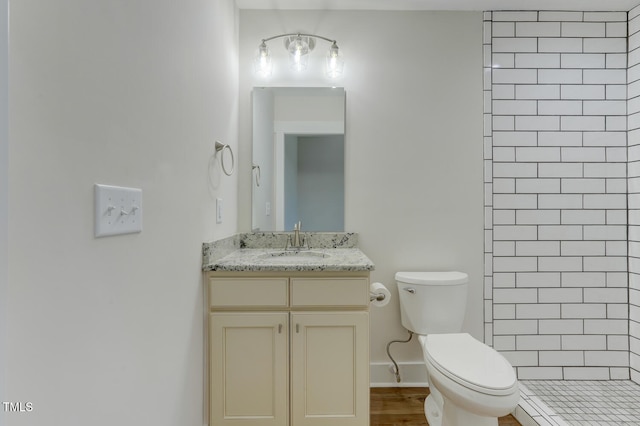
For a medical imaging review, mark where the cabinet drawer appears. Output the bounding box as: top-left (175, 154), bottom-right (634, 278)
top-left (291, 277), bottom-right (369, 307)
top-left (210, 278), bottom-right (288, 308)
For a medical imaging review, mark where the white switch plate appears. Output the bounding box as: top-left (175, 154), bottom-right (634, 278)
top-left (216, 198), bottom-right (223, 223)
top-left (94, 184), bottom-right (143, 237)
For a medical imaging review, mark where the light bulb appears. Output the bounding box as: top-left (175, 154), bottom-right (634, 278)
top-left (326, 42), bottom-right (344, 79)
top-left (254, 42), bottom-right (272, 77)
top-left (287, 35), bottom-right (310, 71)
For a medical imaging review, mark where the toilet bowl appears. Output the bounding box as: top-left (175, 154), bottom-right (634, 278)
top-left (419, 333), bottom-right (520, 426)
top-left (395, 271), bottom-right (520, 426)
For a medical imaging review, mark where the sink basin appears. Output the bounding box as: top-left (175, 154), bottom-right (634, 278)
top-left (259, 250), bottom-right (330, 262)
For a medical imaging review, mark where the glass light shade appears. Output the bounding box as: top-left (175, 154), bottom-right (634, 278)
top-left (254, 42), bottom-right (272, 77)
top-left (325, 42), bottom-right (344, 79)
top-left (287, 36), bottom-right (310, 71)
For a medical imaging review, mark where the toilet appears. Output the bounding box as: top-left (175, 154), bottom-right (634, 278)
top-left (396, 271), bottom-right (520, 426)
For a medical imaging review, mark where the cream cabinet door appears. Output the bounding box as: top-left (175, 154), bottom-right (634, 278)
top-left (210, 312), bottom-right (288, 426)
top-left (290, 312), bottom-right (369, 426)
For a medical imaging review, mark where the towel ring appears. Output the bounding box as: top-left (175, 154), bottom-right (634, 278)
top-left (215, 141), bottom-right (234, 176)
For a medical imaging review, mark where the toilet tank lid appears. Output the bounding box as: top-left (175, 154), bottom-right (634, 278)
top-left (395, 271), bottom-right (468, 285)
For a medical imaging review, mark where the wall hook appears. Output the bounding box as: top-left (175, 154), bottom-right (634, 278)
top-left (252, 164), bottom-right (261, 187)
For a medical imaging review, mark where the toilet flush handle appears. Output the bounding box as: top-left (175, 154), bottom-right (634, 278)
top-left (403, 287), bottom-right (416, 294)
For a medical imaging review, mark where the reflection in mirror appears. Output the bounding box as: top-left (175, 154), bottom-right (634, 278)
top-left (252, 87), bottom-right (345, 232)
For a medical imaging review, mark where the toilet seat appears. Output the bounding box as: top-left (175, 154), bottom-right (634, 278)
top-left (423, 333), bottom-right (517, 396)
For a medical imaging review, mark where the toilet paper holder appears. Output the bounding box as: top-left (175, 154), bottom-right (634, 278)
top-left (370, 292), bottom-right (386, 302)
top-left (369, 282), bottom-right (391, 307)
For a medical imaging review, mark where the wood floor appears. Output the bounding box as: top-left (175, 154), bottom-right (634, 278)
top-left (371, 387), bottom-right (521, 426)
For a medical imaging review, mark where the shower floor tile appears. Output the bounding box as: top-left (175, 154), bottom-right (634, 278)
top-left (519, 380), bottom-right (640, 426)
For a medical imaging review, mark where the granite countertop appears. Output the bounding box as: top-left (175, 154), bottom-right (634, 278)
top-left (204, 248), bottom-right (374, 272)
top-left (202, 233), bottom-right (375, 272)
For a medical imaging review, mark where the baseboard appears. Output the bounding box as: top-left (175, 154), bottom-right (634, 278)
top-left (370, 362), bottom-right (429, 387)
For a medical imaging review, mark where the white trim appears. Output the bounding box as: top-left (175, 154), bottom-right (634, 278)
top-left (370, 362), bottom-right (429, 388)
top-left (273, 120), bottom-right (344, 134)
top-left (274, 130), bottom-right (285, 230)
top-left (236, 0), bottom-right (638, 12)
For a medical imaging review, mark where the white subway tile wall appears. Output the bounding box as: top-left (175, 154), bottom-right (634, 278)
top-left (484, 10), bottom-right (632, 381)
top-left (629, 4), bottom-right (640, 385)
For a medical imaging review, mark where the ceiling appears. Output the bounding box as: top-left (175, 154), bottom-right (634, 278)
top-left (235, 0), bottom-right (640, 11)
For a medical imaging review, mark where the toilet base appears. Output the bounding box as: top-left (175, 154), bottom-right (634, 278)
top-left (425, 390), bottom-right (499, 426)
top-left (440, 396), bottom-right (498, 426)
top-left (424, 394), bottom-right (442, 426)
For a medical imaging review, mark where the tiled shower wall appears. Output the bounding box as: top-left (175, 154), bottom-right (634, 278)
top-left (483, 10), bottom-right (631, 380)
top-left (629, 5), bottom-right (640, 383)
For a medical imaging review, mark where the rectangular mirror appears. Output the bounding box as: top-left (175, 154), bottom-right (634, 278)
top-left (252, 87), bottom-right (345, 232)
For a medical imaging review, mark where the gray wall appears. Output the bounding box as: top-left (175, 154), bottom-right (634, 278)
top-left (238, 10), bottom-right (484, 383)
top-left (6, 0), bottom-right (239, 423)
top-left (295, 134), bottom-right (344, 231)
top-left (0, 0), bottom-right (8, 407)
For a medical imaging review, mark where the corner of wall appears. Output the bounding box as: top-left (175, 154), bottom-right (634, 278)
top-left (0, 0), bottom-right (8, 405)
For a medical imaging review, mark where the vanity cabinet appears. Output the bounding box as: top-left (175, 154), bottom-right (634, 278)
top-left (210, 312), bottom-right (289, 425)
top-left (207, 272), bottom-right (370, 426)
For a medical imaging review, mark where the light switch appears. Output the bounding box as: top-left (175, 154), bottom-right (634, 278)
top-left (216, 198), bottom-right (223, 223)
top-left (94, 184), bottom-right (143, 237)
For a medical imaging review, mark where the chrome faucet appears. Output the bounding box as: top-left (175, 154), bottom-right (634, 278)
top-left (287, 221), bottom-right (308, 250)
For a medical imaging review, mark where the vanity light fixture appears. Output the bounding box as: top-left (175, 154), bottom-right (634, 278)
top-left (254, 33), bottom-right (344, 79)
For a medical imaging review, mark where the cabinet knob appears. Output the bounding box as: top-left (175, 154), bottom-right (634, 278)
top-left (278, 324), bottom-right (283, 334)
top-left (296, 324), bottom-right (300, 333)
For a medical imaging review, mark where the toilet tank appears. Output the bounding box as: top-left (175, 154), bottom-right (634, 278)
top-left (396, 271), bottom-right (469, 335)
